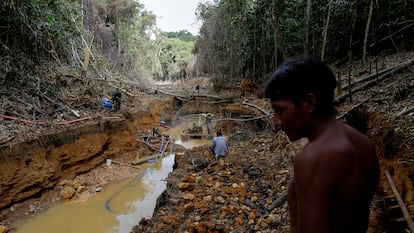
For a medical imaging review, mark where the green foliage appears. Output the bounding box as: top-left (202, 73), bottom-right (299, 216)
top-left (1, 0), bottom-right (411, 85)
top-left (371, 0), bottom-right (414, 52)
top-left (157, 33), bottom-right (195, 80)
top-left (93, 0), bottom-right (196, 80)
top-left (195, 0), bottom-right (414, 87)
top-left (88, 0), bottom-right (159, 78)
top-left (196, 0), bottom-right (292, 84)
top-left (0, 0), bottom-right (81, 60)
top-left (164, 30), bottom-right (196, 42)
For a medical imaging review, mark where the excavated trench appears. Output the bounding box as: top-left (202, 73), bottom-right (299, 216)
top-left (0, 95), bottom-right (267, 231)
top-left (1, 88), bottom-right (413, 232)
top-left (0, 119), bottom-right (133, 209)
top-left (0, 98), bottom-right (179, 231)
top-left (15, 155), bottom-right (176, 233)
top-left (130, 100), bottom-right (414, 233)
top-left (344, 106), bottom-right (414, 232)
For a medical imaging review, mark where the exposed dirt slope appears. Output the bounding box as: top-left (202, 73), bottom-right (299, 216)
top-left (132, 54), bottom-right (414, 233)
top-left (0, 52), bottom-right (413, 233)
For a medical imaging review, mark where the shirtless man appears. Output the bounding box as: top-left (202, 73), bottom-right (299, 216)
top-left (264, 56), bottom-right (380, 233)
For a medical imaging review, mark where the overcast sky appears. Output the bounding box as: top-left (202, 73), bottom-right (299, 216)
top-left (139, 0), bottom-right (204, 35)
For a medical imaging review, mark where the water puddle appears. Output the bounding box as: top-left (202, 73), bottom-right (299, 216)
top-left (167, 122), bottom-right (213, 149)
top-left (174, 137), bottom-right (212, 149)
top-left (15, 155), bottom-right (174, 233)
top-left (14, 119), bottom-right (215, 233)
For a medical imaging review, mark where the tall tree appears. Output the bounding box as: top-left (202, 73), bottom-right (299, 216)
top-left (362, 0), bottom-right (374, 66)
top-left (321, 2), bottom-right (331, 62)
top-left (348, 3), bottom-right (357, 64)
top-left (194, 0), bottom-right (414, 89)
top-left (304, 0), bottom-right (312, 55)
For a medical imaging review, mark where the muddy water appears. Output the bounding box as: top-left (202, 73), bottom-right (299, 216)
top-left (174, 135), bottom-right (212, 149)
top-left (167, 123), bottom-right (213, 149)
top-left (14, 121), bottom-right (212, 233)
top-left (15, 155), bottom-right (174, 233)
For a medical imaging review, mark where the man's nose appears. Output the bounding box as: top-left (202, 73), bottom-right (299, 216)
top-left (273, 114), bottom-right (282, 128)
top-left (271, 114), bottom-right (282, 133)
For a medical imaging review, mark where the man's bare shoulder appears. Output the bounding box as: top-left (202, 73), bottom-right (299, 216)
top-left (294, 123), bottom-right (354, 179)
top-left (296, 121), bottom-right (377, 177)
top-left (297, 135), bottom-right (350, 164)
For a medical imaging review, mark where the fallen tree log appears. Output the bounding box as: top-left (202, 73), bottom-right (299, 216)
top-left (337, 97), bottom-right (372, 119)
top-left (385, 170), bottom-right (414, 233)
top-left (110, 160), bottom-right (140, 169)
top-left (395, 106), bottom-right (414, 118)
top-left (335, 59), bottom-right (413, 104)
top-left (242, 100), bottom-right (270, 115)
top-left (132, 153), bottom-right (160, 165)
top-left (215, 114), bottom-right (271, 122)
top-left (341, 59), bottom-right (413, 91)
top-left (132, 141), bottom-right (170, 165)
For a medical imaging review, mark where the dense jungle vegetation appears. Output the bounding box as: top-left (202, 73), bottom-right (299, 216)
top-left (0, 0), bottom-right (413, 88)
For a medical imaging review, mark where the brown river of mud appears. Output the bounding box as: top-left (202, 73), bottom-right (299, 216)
top-left (15, 154), bottom-right (175, 233)
top-left (11, 122), bottom-right (216, 233)
top-left (2, 64), bottom-right (414, 233)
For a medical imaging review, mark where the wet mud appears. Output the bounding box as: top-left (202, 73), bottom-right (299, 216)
top-left (1, 69), bottom-right (413, 233)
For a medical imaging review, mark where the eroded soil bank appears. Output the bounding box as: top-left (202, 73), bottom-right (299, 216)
top-left (131, 107), bottom-right (414, 233)
top-left (1, 67), bottom-right (413, 233)
top-left (131, 71), bottom-right (414, 232)
top-left (0, 94), bottom-right (179, 230)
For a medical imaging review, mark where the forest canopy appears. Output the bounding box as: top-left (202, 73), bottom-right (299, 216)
top-left (0, 0), bottom-right (195, 82)
top-left (195, 0), bottom-right (414, 87)
top-left (0, 0), bottom-right (413, 85)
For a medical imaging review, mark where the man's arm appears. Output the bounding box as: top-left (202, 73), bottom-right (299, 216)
top-left (210, 139), bottom-right (216, 151)
top-left (288, 179), bottom-right (298, 233)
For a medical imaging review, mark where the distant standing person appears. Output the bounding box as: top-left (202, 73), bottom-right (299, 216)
top-left (210, 131), bottom-right (228, 160)
top-left (205, 115), bottom-right (212, 135)
top-left (112, 88), bottom-right (121, 112)
top-left (264, 55), bottom-right (380, 233)
top-left (195, 84), bottom-right (200, 93)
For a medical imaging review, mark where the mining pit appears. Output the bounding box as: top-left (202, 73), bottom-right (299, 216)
top-left (0, 65), bottom-right (414, 233)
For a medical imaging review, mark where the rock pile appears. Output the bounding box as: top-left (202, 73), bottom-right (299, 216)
top-left (133, 131), bottom-right (305, 233)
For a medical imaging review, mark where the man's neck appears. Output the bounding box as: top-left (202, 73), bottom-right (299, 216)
top-left (307, 115), bottom-right (336, 142)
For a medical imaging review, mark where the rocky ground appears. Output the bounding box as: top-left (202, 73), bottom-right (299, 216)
top-left (0, 52), bottom-right (413, 233)
top-left (132, 53), bottom-right (414, 233)
top-left (133, 131), bottom-right (304, 233)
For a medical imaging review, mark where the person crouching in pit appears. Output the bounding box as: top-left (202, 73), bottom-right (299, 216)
top-left (210, 131), bottom-right (228, 160)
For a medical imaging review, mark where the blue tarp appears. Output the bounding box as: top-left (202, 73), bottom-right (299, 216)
top-left (101, 98), bottom-right (112, 108)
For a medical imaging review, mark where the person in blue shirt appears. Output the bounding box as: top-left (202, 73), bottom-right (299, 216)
top-left (210, 131), bottom-right (228, 160)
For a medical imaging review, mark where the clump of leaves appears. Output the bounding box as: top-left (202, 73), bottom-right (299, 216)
top-left (0, 0), bottom-right (81, 61)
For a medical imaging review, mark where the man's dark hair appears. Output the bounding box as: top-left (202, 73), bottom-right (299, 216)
top-left (216, 131), bottom-right (222, 137)
top-left (265, 55), bottom-right (337, 117)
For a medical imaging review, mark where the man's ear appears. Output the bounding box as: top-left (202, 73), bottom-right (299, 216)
top-left (302, 93), bottom-right (316, 112)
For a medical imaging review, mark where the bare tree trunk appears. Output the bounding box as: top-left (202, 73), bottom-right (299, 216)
top-left (321, 7), bottom-right (331, 62)
top-left (271, 8), bottom-right (280, 68)
top-left (80, 0), bottom-right (84, 28)
top-left (362, 0), bottom-right (374, 66)
top-left (260, 30), bottom-right (267, 78)
top-left (273, 20), bottom-right (279, 68)
top-left (348, 6), bottom-right (357, 64)
top-left (253, 21), bottom-right (257, 76)
top-left (304, 0), bottom-right (311, 55)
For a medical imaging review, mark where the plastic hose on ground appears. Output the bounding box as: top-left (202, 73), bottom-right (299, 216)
top-left (105, 138), bottom-right (176, 212)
